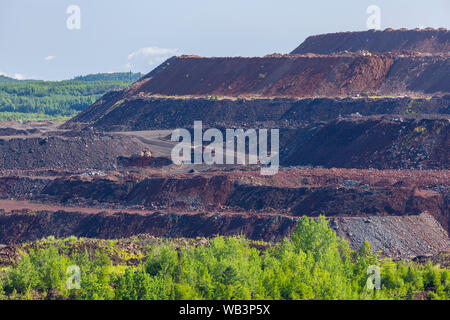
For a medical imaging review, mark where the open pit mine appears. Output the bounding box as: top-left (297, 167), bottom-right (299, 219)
top-left (1, 28), bottom-right (449, 260)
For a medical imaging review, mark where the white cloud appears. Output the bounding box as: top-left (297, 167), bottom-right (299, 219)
top-left (126, 46), bottom-right (177, 72)
top-left (127, 46), bottom-right (177, 60)
top-left (13, 73), bottom-right (25, 80)
top-left (45, 55), bottom-right (56, 61)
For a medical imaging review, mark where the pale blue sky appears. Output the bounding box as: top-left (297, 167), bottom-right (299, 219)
top-left (1, 0), bottom-right (449, 80)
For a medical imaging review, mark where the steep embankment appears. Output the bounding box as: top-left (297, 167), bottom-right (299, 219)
top-left (15, 169), bottom-right (448, 233)
top-left (69, 96), bottom-right (450, 131)
top-left (0, 209), bottom-right (295, 244)
top-left (281, 118), bottom-right (450, 169)
top-left (291, 28), bottom-right (450, 54)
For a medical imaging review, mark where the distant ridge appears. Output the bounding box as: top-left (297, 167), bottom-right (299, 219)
top-left (0, 75), bottom-right (20, 83)
top-left (0, 72), bottom-right (144, 83)
top-left (72, 72), bottom-right (144, 82)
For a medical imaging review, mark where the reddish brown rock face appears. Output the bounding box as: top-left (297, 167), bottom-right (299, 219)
top-left (291, 29), bottom-right (450, 55)
top-left (75, 54), bottom-right (446, 100)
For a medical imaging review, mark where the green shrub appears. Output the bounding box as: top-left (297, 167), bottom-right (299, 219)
top-left (1, 217), bottom-right (448, 300)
